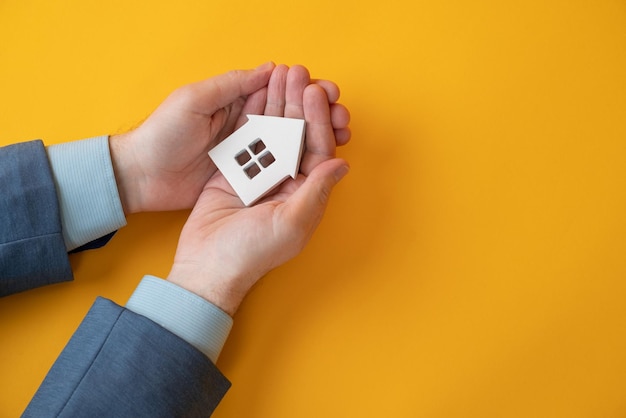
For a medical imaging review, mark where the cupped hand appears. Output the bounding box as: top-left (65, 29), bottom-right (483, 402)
top-left (109, 63), bottom-right (276, 214)
top-left (166, 66), bottom-right (351, 315)
top-left (109, 63), bottom-right (350, 216)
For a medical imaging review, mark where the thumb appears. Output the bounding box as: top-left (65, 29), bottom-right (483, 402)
top-left (280, 158), bottom-right (350, 238)
top-left (185, 62), bottom-right (275, 114)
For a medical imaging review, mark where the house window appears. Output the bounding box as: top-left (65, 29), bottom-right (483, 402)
top-left (235, 138), bottom-right (276, 179)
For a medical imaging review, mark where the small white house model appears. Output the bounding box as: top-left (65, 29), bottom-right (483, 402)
top-left (208, 115), bottom-right (306, 206)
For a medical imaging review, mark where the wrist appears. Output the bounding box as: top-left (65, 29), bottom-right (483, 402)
top-left (166, 263), bottom-right (257, 317)
top-left (109, 133), bottom-right (142, 215)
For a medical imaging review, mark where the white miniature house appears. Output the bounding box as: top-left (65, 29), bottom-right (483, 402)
top-left (208, 115), bottom-right (306, 206)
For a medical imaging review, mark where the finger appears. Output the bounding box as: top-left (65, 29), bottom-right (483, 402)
top-left (264, 64), bottom-right (289, 116)
top-left (278, 158), bottom-right (349, 246)
top-left (235, 87), bottom-right (268, 129)
top-left (300, 84), bottom-right (336, 175)
top-left (312, 79), bottom-right (340, 103)
top-left (330, 103), bottom-right (351, 146)
top-left (330, 103), bottom-right (350, 129)
top-left (334, 127), bottom-right (352, 146)
top-left (182, 62), bottom-right (274, 115)
top-left (284, 65), bottom-right (310, 119)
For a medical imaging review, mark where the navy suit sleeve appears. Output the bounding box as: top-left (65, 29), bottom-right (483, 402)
top-left (0, 140), bottom-right (73, 296)
top-left (0, 140), bottom-right (117, 296)
top-left (24, 297), bottom-right (231, 417)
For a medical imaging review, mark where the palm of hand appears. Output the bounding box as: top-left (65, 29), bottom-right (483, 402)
top-left (172, 171), bottom-right (307, 300)
top-left (128, 90), bottom-right (249, 211)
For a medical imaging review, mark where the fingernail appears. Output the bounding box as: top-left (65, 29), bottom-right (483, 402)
top-left (334, 164), bottom-right (350, 182)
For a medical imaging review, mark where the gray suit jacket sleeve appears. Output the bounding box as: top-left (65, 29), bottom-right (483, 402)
top-left (24, 297), bottom-right (231, 417)
top-left (0, 140), bottom-right (73, 296)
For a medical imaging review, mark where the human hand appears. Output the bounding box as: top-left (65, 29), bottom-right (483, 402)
top-left (166, 65), bottom-right (351, 315)
top-left (109, 63), bottom-right (278, 214)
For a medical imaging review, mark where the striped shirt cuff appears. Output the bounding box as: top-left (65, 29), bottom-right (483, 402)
top-left (46, 136), bottom-right (126, 251)
top-left (126, 275), bottom-right (234, 364)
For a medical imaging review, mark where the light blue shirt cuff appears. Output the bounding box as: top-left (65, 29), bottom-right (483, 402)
top-left (126, 275), bottom-right (234, 364)
top-left (46, 136), bottom-right (127, 251)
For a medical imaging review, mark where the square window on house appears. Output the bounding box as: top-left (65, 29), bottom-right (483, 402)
top-left (244, 162), bottom-right (261, 179)
top-left (258, 151), bottom-right (276, 168)
top-left (249, 138), bottom-right (266, 155)
top-left (235, 150), bottom-right (251, 166)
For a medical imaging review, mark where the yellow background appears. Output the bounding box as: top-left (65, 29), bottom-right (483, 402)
top-left (1, 1), bottom-right (625, 416)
